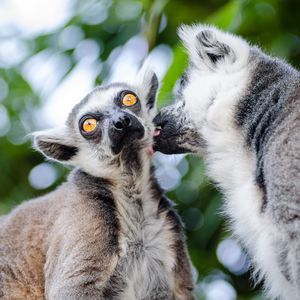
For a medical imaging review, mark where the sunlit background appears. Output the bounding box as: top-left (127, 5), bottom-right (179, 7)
top-left (1, 0), bottom-right (300, 299)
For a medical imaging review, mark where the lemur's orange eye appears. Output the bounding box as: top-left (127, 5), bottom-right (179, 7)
top-left (82, 118), bottom-right (97, 133)
top-left (122, 93), bottom-right (137, 106)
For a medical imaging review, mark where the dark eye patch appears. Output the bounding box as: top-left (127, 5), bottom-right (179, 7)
top-left (78, 112), bottom-right (105, 140)
top-left (114, 90), bottom-right (141, 113)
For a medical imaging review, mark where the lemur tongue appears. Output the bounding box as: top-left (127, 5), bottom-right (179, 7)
top-left (148, 128), bottom-right (161, 155)
top-left (147, 127), bottom-right (161, 156)
top-left (154, 127), bottom-right (161, 137)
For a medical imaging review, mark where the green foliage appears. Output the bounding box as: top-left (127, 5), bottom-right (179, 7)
top-left (1, 0), bottom-right (300, 298)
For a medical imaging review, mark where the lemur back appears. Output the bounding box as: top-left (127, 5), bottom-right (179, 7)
top-left (0, 68), bottom-right (195, 299)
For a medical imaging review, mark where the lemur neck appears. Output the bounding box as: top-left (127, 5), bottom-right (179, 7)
top-left (118, 150), bottom-right (154, 195)
top-left (70, 149), bottom-right (159, 200)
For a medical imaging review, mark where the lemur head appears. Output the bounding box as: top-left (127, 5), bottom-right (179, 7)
top-left (153, 24), bottom-right (251, 154)
top-left (34, 67), bottom-right (159, 177)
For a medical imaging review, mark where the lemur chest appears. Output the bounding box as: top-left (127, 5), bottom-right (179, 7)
top-left (114, 198), bottom-right (176, 300)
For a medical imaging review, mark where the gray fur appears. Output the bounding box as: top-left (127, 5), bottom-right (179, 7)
top-left (154, 24), bottom-right (300, 299)
top-left (236, 48), bottom-right (300, 203)
top-left (0, 69), bottom-right (195, 299)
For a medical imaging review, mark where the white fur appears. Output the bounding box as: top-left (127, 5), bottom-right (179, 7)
top-left (77, 88), bottom-right (117, 118)
top-left (180, 25), bottom-right (297, 299)
top-left (114, 173), bottom-right (177, 299)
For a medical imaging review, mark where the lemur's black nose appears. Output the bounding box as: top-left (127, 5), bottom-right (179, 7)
top-left (112, 114), bottom-right (132, 131)
top-left (111, 112), bottom-right (143, 135)
top-left (109, 111), bottom-right (145, 154)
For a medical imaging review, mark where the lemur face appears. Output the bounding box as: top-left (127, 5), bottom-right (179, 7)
top-left (154, 25), bottom-right (250, 154)
top-left (33, 67), bottom-right (158, 176)
top-left (68, 85), bottom-right (151, 156)
top-left (153, 99), bottom-right (205, 154)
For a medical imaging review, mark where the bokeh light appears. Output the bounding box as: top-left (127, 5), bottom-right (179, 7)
top-left (0, 77), bottom-right (8, 102)
top-left (29, 163), bottom-right (57, 190)
top-left (58, 25), bottom-right (85, 51)
top-left (0, 0), bottom-right (73, 37)
top-left (153, 153), bottom-right (185, 191)
top-left (0, 105), bottom-right (10, 136)
top-left (217, 238), bottom-right (249, 275)
top-left (204, 279), bottom-right (237, 300)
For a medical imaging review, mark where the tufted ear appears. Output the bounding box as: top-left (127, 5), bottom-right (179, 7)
top-left (178, 24), bottom-right (249, 70)
top-left (32, 127), bottom-right (78, 163)
top-left (137, 66), bottom-right (159, 109)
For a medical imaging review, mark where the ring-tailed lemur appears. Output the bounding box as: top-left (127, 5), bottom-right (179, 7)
top-left (0, 68), bottom-right (195, 299)
top-left (153, 24), bottom-right (300, 299)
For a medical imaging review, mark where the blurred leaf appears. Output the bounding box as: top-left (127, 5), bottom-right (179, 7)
top-left (206, 0), bottom-right (241, 30)
top-left (157, 45), bottom-right (187, 108)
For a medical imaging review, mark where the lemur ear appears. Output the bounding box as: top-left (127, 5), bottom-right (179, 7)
top-left (178, 24), bottom-right (249, 70)
top-left (137, 66), bottom-right (159, 109)
top-left (32, 127), bottom-right (78, 163)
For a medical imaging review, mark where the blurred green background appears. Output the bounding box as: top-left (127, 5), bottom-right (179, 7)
top-left (1, 0), bottom-right (300, 299)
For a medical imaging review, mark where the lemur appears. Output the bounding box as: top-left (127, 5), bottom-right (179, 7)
top-left (0, 67), bottom-right (195, 299)
top-left (153, 24), bottom-right (300, 299)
